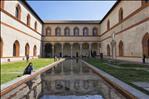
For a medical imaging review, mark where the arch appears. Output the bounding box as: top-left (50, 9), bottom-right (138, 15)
top-left (13, 40), bottom-right (20, 57)
top-left (54, 43), bottom-right (62, 57)
top-left (55, 27), bottom-right (61, 36)
top-left (0, 37), bottom-right (3, 57)
top-left (33, 45), bottom-right (37, 56)
top-left (34, 21), bottom-right (37, 31)
top-left (25, 43), bottom-right (30, 56)
top-left (107, 44), bottom-right (110, 56)
top-left (73, 27), bottom-right (79, 36)
top-left (45, 43), bottom-right (52, 57)
top-left (119, 40), bottom-right (124, 56)
top-left (83, 27), bottom-right (89, 36)
top-left (46, 27), bottom-right (51, 36)
top-left (93, 27), bottom-right (98, 36)
top-left (119, 8), bottom-right (123, 22)
top-left (27, 14), bottom-right (31, 26)
top-left (64, 27), bottom-right (70, 36)
top-left (142, 33), bottom-right (149, 57)
top-left (0, 0), bottom-right (4, 9)
top-left (107, 20), bottom-right (110, 30)
top-left (63, 43), bottom-right (71, 57)
top-left (15, 4), bottom-right (21, 20)
top-left (82, 43), bottom-right (89, 57)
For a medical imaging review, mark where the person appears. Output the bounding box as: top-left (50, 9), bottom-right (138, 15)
top-left (26, 54), bottom-right (29, 62)
top-left (23, 62), bottom-right (33, 75)
top-left (143, 54), bottom-right (146, 64)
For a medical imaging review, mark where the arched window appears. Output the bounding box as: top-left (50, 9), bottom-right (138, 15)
top-left (142, 0), bottom-right (149, 6)
top-left (33, 45), bottom-right (37, 56)
top-left (119, 8), bottom-right (123, 22)
top-left (107, 20), bottom-right (110, 30)
top-left (0, 0), bottom-right (4, 9)
top-left (15, 4), bottom-right (21, 20)
top-left (0, 38), bottom-right (3, 57)
top-left (64, 27), bottom-right (70, 36)
top-left (107, 44), bottom-right (110, 56)
top-left (142, 33), bottom-right (149, 57)
top-left (93, 27), bottom-right (98, 36)
top-left (27, 14), bottom-right (30, 26)
top-left (119, 40), bottom-right (124, 56)
top-left (25, 43), bottom-right (30, 56)
top-left (34, 21), bottom-right (37, 31)
top-left (13, 40), bottom-right (20, 57)
top-left (83, 27), bottom-right (89, 36)
top-left (55, 27), bottom-right (61, 36)
top-left (74, 27), bottom-right (79, 36)
top-left (46, 27), bottom-right (51, 36)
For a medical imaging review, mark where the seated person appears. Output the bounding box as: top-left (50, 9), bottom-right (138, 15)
top-left (23, 62), bottom-right (33, 75)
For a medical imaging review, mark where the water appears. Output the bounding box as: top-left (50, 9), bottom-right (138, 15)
top-left (40, 59), bottom-right (104, 99)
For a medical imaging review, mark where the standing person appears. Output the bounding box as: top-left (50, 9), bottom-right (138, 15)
top-left (26, 54), bottom-right (29, 62)
top-left (143, 54), bottom-right (146, 64)
top-left (23, 62), bottom-right (33, 75)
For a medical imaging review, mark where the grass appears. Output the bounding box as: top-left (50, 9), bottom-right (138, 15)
top-left (85, 58), bottom-right (149, 94)
top-left (1, 58), bottom-right (54, 84)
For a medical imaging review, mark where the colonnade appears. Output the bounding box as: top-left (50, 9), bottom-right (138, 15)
top-left (43, 42), bottom-right (101, 58)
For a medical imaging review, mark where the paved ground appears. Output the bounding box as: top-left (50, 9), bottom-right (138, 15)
top-left (133, 82), bottom-right (149, 92)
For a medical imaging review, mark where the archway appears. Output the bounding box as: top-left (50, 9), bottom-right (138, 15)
top-left (72, 43), bottom-right (80, 57)
top-left (25, 43), bottom-right (30, 56)
top-left (0, 38), bottom-right (3, 57)
top-left (107, 44), bottom-right (110, 56)
top-left (45, 43), bottom-right (52, 57)
top-left (33, 45), bottom-right (37, 56)
top-left (91, 43), bottom-right (98, 57)
top-left (119, 41), bottom-right (124, 56)
top-left (142, 33), bottom-right (149, 57)
top-left (82, 43), bottom-right (89, 57)
top-left (13, 40), bottom-right (20, 57)
top-left (63, 43), bottom-right (71, 57)
top-left (54, 43), bottom-right (61, 57)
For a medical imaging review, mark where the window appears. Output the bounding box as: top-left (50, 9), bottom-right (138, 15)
top-left (142, 0), bottom-right (149, 6)
top-left (107, 20), bottom-right (110, 30)
top-left (55, 27), bottom-right (61, 36)
top-left (0, 0), bottom-right (4, 9)
top-left (25, 43), bottom-right (30, 56)
top-left (107, 44), bottom-right (110, 56)
top-left (46, 27), bottom-right (51, 36)
top-left (142, 33), bottom-right (149, 57)
top-left (0, 37), bottom-right (3, 57)
top-left (33, 45), bottom-right (37, 56)
top-left (64, 27), bottom-right (70, 36)
top-left (13, 40), bottom-right (20, 57)
top-left (83, 27), bottom-right (89, 36)
top-left (27, 14), bottom-right (30, 26)
top-left (119, 8), bottom-right (123, 22)
top-left (15, 4), bottom-right (21, 20)
top-left (119, 40), bottom-right (124, 56)
top-left (93, 27), bottom-right (98, 36)
top-left (74, 27), bottom-right (79, 36)
top-left (34, 21), bottom-right (37, 31)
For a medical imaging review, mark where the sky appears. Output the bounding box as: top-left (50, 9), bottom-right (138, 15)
top-left (27, 1), bottom-right (116, 21)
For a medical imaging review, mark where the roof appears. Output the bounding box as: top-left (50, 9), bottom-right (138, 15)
top-left (20, 1), bottom-right (43, 23)
top-left (44, 20), bottom-right (100, 24)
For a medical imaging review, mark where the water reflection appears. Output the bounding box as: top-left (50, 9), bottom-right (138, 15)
top-left (41, 59), bottom-right (103, 98)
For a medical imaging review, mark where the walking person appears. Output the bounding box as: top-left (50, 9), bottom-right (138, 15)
top-left (143, 54), bottom-right (146, 64)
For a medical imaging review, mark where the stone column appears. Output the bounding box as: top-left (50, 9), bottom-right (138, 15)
top-left (98, 43), bottom-right (101, 56)
top-left (89, 42), bottom-right (92, 57)
top-left (52, 44), bottom-right (54, 57)
top-left (80, 43), bottom-right (82, 58)
top-left (70, 43), bottom-right (73, 58)
top-left (61, 43), bottom-right (64, 57)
